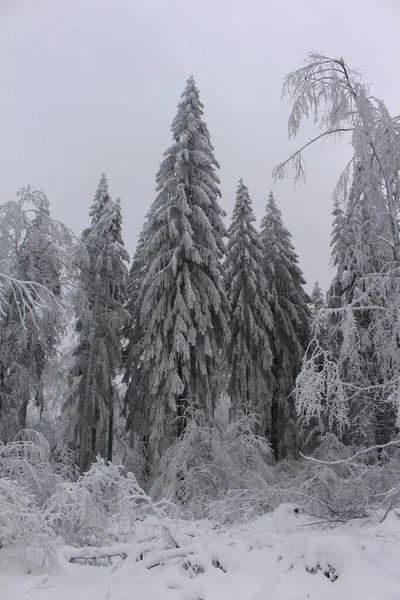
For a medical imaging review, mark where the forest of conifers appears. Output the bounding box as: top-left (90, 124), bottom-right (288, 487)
top-left (1, 52), bottom-right (400, 539)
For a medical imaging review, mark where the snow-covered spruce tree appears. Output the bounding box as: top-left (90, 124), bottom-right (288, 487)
top-left (224, 179), bottom-right (273, 433)
top-left (125, 77), bottom-right (229, 461)
top-left (273, 53), bottom-right (400, 446)
top-left (260, 192), bottom-right (310, 458)
top-left (67, 174), bottom-right (129, 472)
top-left (122, 228), bottom-right (151, 477)
top-left (310, 281), bottom-right (330, 354)
top-left (330, 197), bottom-right (347, 271)
top-left (310, 282), bottom-right (325, 322)
top-left (0, 187), bottom-right (69, 441)
top-left (309, 281), bottom-right (329, 373)
top-left (123, 192), bottom-right (173, 479)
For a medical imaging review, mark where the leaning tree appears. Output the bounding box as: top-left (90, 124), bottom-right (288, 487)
top-left (274, 53), bottom-right (400, 445)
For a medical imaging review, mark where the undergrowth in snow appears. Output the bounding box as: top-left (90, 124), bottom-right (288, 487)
top-left (2, 507), bottom-right (400, 599)
top-left (2, 429), bottom-right (400, 598)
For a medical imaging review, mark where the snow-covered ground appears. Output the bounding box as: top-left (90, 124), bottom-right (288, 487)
top-left (2, 505), bottom-right (400, 600)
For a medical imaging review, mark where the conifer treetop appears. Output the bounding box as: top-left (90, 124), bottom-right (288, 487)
top-left (168, 75), bottom-right (221, 177)
top-left (261, 191), bottom-right (305, 281)
top-left (89, 173), bottom-right (111, 225)
top-left (226, 179), bottom-right (266, 283)
top-left (260, 190), bottom-right (310, 354)
top-left (311, 281), bottom-right (325, 310)
top-left (330, 197), bottom-right (346, 267)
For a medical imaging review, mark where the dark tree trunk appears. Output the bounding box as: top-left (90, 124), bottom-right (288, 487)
top-left (107, 396), bottom-right (113, 462)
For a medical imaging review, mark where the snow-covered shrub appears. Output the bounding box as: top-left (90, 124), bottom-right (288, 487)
top-left (206, 414), bottom-right (277, 522)
top-left (44, 480), bottom-right (103, 545)
top-left (115, 471), bottom-right (150, 531)
top-left (45, 457), bottom-right (124, 544)
top-left (0, 429), bottom-right (62, 504)
top-left (151, 408), bottom-right (275, 520)
top-left (295, 464), bottom-right (369, 521)
top-left (0, 477), bottom-right (56, 568)
top-left (45, 456), bottom-right (168, 544)
top-left (274, 435), bottom-right (379, 520)
top-left (51, 441), bottom-right (79, 481)
top-left (79, 457), bottom-right (123, 516)
top-left (79, 457), bottom-right (153, 533)
top-left (151, 407), bottom-right (216, 514)
top-left (206, 489), bottom-right (272, 524)
top-left (221, 413), bottom-right (275, 489)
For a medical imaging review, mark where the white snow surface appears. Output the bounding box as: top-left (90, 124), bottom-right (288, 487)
top-left (2, 504), bottom-right (400, 600)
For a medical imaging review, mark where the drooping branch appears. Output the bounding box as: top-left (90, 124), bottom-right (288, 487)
top-left (272, 128), bottom-right (354, 184)
top-left (0, 272), bottom-right (60, 328)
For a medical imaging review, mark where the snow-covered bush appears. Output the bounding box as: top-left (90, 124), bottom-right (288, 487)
top-left (0, 478), bottom-right (56, 569)
top-left (295, 464), bottom-right (369, 521)
top-left (206, 489), bottom-right (272, 524)
top-left (79, 457), bottom-right (158, 533)
top-left (221, 413), bottom-right (275, 489)
top-left (45, 456), bottom-right (170, 544)
top-left (272, 435), bottom-right (400, 521)
top-left (79, 457), bottom-right (124, 517)
top-left (151, 408), bottom-right (275, 520)
top-left (44, 480), bottom-right (103, 545)
top-left (51, 441), bottom-right (79, 481)
top-left (45, 457), bottom-right (126, 544)
top-left (151, 407), bottom-right (217, 513)
top-left (0, 429), bottom-right (62, 505)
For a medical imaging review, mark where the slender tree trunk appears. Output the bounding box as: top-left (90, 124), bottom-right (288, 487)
top-left (19, 385), bottom-right (29, 432)
top-left (270, 356), bottom-right (279, 460)
top-left (270, 400), bottom-right (278, 459)
top-left (142, 434), bottom-right (151, 482)
top-left (79, 333), bottom-right (95, 473)
top-left (176, 398), bottom-right (186, 438)
top-left (107, 393), bottom-right (113, 462)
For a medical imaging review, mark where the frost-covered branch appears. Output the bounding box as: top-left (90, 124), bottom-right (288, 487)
top-left (0, 271), bottom-right (60, 327)
top-left (273, 128), bottom-right (353, 184)
top-left (300, 439), bottom-right (400, 465)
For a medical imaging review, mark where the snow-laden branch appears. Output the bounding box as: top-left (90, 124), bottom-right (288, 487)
top-left (0, 272), bottom-right (60, 327)
top-left (300, 439), bottom-right (400, 465)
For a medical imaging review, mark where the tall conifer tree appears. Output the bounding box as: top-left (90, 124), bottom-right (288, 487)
top-left (224, 179), bottom-right (273, 433)
top-left (68, 174), bottom-right (129, 472)
top-left (260, 192), bottom-right (310, 458)
top-left (122, 227), bottom-right (150, 472)
top-left (125, 77), bottom-right (229, 461)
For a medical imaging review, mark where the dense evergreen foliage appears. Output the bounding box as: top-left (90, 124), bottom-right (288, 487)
top-left (124, 77), bottom-right (229, 462)
top-left (260, 192), bottom-right (310, 458)
top-left (67, 174), bottom-right (129, 472)
top-left (224, 179), bottom-right (273, 433)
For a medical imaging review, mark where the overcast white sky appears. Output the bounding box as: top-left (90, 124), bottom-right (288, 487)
top-left (1, 0), bottom-right (399, 291)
